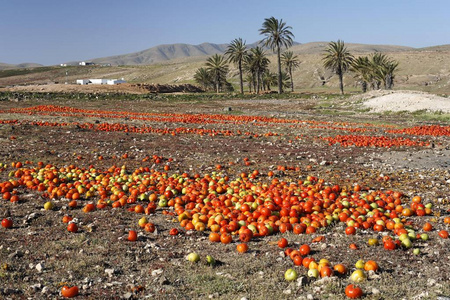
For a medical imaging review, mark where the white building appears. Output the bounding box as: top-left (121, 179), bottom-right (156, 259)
top-left (76, 79), bottom-right (90, 85)
top-left (79, 62), bottom-right (94, 66)
top-left (107, 79), bottom-right (126, 85)
top-left (76, 78), bottom-right (126, 85)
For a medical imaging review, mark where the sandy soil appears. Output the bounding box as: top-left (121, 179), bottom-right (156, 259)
top-left (361, 90), bottom-right (450, 113)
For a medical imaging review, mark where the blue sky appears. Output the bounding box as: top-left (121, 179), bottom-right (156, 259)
top-left (1, 0), bottom-right (448, 65)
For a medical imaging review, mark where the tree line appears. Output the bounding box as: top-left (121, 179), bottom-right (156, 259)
top-left (194, 17), bottom-right (399, 95)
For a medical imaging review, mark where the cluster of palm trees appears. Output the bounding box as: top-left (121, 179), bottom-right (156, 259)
top-left (194, 17), bottom-right (400, 95)
top-left (322, 40), bottom-right (399, 94)
top-left (194, 17), bottom-right (299, 94)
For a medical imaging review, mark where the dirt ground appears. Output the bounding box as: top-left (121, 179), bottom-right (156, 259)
top-left (0, 84), bottom-right (150, 94)
top-left (0, 92), bottom-right (449, 300)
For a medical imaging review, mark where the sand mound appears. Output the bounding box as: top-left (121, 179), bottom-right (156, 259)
top-left (360, 90), bottom-right (450, 113)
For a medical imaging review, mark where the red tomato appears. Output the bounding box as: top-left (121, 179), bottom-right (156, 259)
top-left (278, 238), bottom-right (288, 248)
top-left (67, 222), bottom-right (78, 233)
top-left (61, 285), bottom-right (79, 298)
top-left (299, 244), bottom-right (311, 256)
top-left (383, 240), bottom-right (396, 250)
top-left (345, 226), bottom-right (356, 235)
top-left (169, 228), bottom-right (179, 236)
top-left (439, 230), bottom-right (449, 239)
top-left (345, 284), bottom-right (363, 298)
top-left (128, 230), bottom-right (138, 241)
top-left (1, 218), bottom-right (13, 229)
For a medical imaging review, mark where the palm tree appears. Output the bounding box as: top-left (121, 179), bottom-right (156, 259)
top-left (350, 56), bottom-right (371, 92)
top-left (368, 53), bottom-right (389, 89)
top-left (225, 38), bottom-right (248, 94)
top-left (322, 40), bottom-right (354, 95)
top-left (259, 17), bottom-right (294, 94)
top-left (281, 51), bottom-right (300, 92)
top-left (193, 67), bottom-right (213, 91)
top-left (205, 54), bottom-right (229, 93)
top-left (262, 71), bottom-right (277, 91)
top-left (244, 74), bottom-right (253, 93)
top-left (378, 59), bottom-right (399, 90)
top-left (243, 47), bottom-right (269, 94)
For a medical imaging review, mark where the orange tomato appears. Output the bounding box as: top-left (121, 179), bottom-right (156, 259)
top-left (236, 243), bottom-right (249, 253)
top-left (364, 260), bottom-right (379, 272)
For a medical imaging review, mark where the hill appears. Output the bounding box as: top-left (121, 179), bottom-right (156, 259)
top-left (0, 62), bottom-right (43, 70)
top-left (1, 42), bottom-right (450, 95)
top-left (86, 41), bottom-right (406, 66)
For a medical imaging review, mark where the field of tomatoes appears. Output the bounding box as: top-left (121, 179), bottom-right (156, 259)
top-left (0, 96), bottom-right (449, 299)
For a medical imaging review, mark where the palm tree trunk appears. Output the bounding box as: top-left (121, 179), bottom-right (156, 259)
top-left (362, 81), bottom-right (367, 93)
top-left (238, 60), bottom-right (244, 94)
top-left (277, 46), bottom-right (282, 94)
top-left (289, 67), bottom-right (294, 92)
top-left (216, 75), bottom-right (220, 93)
top-left (338, 67), bottom-right (344, 95)
top-left (386, 74), bottom-right (392, 90)
top-left (256, 71), bottom-right (261, 94)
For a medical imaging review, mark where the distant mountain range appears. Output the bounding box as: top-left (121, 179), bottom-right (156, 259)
top-left (84, 41), bottom-right (415, 66)
top-left (2, 41), bottom-right (450, 69)
top-left (86, 41), bottom-right (301, 66)
top-left (0, 62), bottom-right (43, 70)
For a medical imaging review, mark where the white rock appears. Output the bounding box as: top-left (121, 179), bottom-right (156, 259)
top-left (105, 268), bottom-right (115, 277)
top-left (151, 269), bottom-right (163, 276)
top-left (35, 263), bottom-right (44, 273)
top-left (283, 289), bottom-right (292, 295)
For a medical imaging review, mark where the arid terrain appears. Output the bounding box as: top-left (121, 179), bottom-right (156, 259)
top-left (0, 88), bottom-right (449, 299)
top-left (1, 42), bottom-right (450, 95)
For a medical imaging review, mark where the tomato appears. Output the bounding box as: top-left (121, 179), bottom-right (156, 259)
top-left (438, 230), bottom-right (449, 239)
top-left (82, 203), bottom-right (95, 213)
top-left (422, 222), bottom-right (433, 232)
top-left (345, 284), bottom-right (363, 298)
top-left (61, 285), bottom-right (79, 298)
top-left (293, 255), bottom-right (303, 266)
top-left (345, 226), bottom-right (356, 235)
top-left (209, 232), bottom-right (220, 243)
top-left (169, 228), bottom-right (179, 236)
top-left (333, 264), bottom-right (347, 275)
top-left (383, 240), bottom-right (396, 250)
top-left (127, 230), bottom-right (138, 241)
top-left (236, 243), bottom-right (249, 253)
top-left (239, 232), bottom-right (252, 242)
top-left (278, 237), bottom-right (288, 248)
top-left (67, 222), bottom-right (78, 233)
top-left (364, 260), bottom-right (379, 272)
top-left (220, 233), bottom-right (232, 244)
top-left (299, 244), bottom-right (311, 256)
top-left (319, 266), bottom-right (333, 277)
top-left (62, 215), bottom-right (73, 224)
top-left (349, 243), bottom-right (358, 250)
top-left (1, 218), bottom-right (13, 229)
top-left (144, 222), bottom-right (155, 233)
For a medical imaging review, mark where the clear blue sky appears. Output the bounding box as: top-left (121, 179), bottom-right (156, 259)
top-left (1, 0), bottom-right (449, 65)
